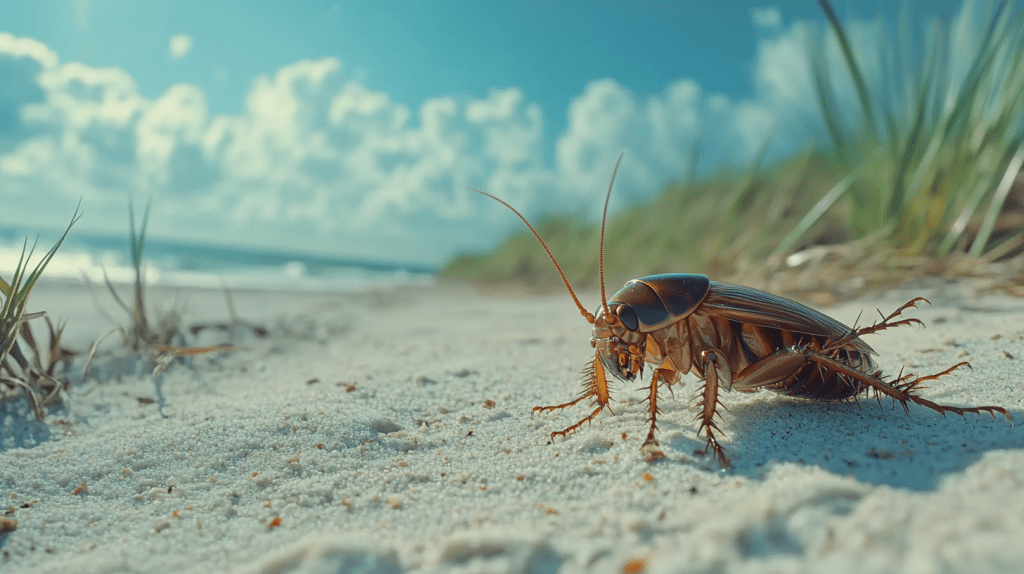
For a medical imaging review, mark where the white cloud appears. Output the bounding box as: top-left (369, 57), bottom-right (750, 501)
top-left (754, 21), bottom-right (814, 111)
top-left (0, 31), bottom-right (785, 265)
top-left (2, 6), bottom-right (984, 266)
top-left (0, 32), bottom-right (58, 68)
top-left (169, 34), bottom-right (193, 59)
top-left (751, 6), bottom-right (782, 30)
top-left (554, 77), bottom-right (777, 213)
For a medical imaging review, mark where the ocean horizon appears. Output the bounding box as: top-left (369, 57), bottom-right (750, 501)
top-left (0, 228), bottom-right (436, 294)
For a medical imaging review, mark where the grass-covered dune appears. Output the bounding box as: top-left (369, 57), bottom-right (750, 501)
top-left (442, 0), bottom-right (1024, 301)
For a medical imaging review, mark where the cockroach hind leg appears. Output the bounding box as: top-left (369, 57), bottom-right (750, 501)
top-left (897, 362), bottom-right (1013, 424)
top-left (810, 351), bottom-right (1012, 425)
top-left (853, 298), bottom-right (929, 339)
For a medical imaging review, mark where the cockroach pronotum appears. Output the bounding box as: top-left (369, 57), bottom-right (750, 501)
top-left (472, 155), bottom-right (1013, 465)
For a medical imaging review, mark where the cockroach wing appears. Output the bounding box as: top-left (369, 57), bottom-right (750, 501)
top-left (699, 282), bottom-right (875, 355)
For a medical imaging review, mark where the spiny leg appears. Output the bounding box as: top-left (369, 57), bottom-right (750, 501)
top-left (893, 362), bottom-right (1014, 423)
top-left (532, 356), bottom-right (613, 440)
top-left (825, 298), bottom-right (929, 352)
top-left (693, 349), bottom-right (731, 466)
top-left (804, 353), bottom-right (1013, 423)
top-left (641, 368), bottom-right (677, 459)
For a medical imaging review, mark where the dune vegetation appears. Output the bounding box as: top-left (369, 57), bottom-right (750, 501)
top-left (442, 0), bottom-right (1024, 302)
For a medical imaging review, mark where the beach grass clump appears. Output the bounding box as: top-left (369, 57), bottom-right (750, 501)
top-left (442, 1), bottom-right (1024, 296)
top-left (90, 198), bottom-right (250, 379)
top-left (0, 209), bottom-right (81, 419)
top-left (779, 0), bottom-right (1024, 262)
top-left (101, 197), bottom-right (183, 353)
top-left (443, 148), bottom-right (850, 292)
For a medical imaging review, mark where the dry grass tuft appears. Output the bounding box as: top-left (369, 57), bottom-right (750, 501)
top-left (85, 199), bottom-right (261, 381)
top-left (0, 208), bottom-right (81, 419)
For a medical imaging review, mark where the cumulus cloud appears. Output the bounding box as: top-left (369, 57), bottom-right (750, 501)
top-left (0, 37), bottom-right (564, 263)
top-left (0, 33), bottom-right (57, 152)
top-left (0, 30), bottom-right (789, 264)
top-left (554, 78), bottom-right (777, 213)
top-left (169, 34), bottom-right (193, 59)
top-left (4, 4), bottom-right (979, 265)
top-left (751, 6), bottom-right (783, 30)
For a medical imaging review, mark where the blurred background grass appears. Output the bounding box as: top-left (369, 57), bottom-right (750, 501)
top-left (442, 0), bottom-right (1024, 303)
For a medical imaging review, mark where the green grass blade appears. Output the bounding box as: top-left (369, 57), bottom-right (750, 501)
top-left (809, 30), bottom-right (846, 156)
top-left (0, 241), bottom-right (32, 322)
top-left (1, 206), bottom-right (81, 335)
top-left (940, 178), bottom-right (996, 255)
top-left (941, 1), bottom-right (1009, 140)
top-left (129, 196), bottom-right (152, 268)
top-left (817, 0), bottom-right (878, 139)
top-left (771, 169), bottom-right (859, 258)
top-left (19, 207), bottom-right (83, 304)
top-left (969, 139), bottom-right (1024, 257)
top-left (890, 56), bottom-right (937, 219)
top-left (684, 137), bottom-right (701, 188)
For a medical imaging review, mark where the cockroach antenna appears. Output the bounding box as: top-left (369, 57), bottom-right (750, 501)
top-left (599, 153), bottom-right (625, 322)
top-left (469, 188), bottom-right (596, 324)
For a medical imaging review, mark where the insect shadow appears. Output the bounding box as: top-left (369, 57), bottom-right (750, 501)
top-left (672, 397), bottom-right (1024, 490)
top-left (0, 411), bottom-right (53, 453)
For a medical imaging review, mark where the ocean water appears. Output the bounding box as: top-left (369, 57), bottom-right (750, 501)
top-left (0, 230), bottom-right (436, 293)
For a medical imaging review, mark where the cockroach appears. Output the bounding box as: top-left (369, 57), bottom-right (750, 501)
top-left (473, 155), bottom-right (1013, 465)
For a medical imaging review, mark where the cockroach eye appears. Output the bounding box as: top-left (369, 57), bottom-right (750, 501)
top-left (616, 306), bottom-right (639, 331)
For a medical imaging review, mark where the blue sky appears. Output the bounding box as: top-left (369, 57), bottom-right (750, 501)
top-left (0, 1), bottom-right (975, 266)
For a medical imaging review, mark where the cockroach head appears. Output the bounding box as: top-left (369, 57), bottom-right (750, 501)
top-left (592, 304), bottom-right (645, 381)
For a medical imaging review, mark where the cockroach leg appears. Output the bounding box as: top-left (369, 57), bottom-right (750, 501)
top-left (694, 350), bottom-right (730, 466)
top-left (895, 363), bottom-right (1014, 423)
top-left (730, 348), bottom-right (809, 391)
top-left (533, 356), bottom-right (614, 440)
top-left (638, 369), bottom-right (673, 461)
top-left (642, 368), bottom-right (675, 449)
top-left (805, 353), bottom-right (1013, 423)
top-left (828, 298), bottom-right (928, 349)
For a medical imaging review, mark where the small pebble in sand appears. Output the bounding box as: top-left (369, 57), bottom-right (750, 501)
top-left (0, 517), bottom-right (17, 534)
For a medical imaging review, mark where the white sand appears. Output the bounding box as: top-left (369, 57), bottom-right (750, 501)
top-left (1, 279), bottom-right (1023, 574)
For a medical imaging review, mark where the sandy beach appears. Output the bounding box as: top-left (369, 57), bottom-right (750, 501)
top-left (1, 278), bottom-right (1023, 574)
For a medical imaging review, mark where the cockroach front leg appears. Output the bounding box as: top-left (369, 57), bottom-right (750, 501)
top-left (640, 367), bottom-right (678, 461)
top-left (533, 356), bottom-right (613, 440)
top-left (694, 349), bottom-right (731, 466)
